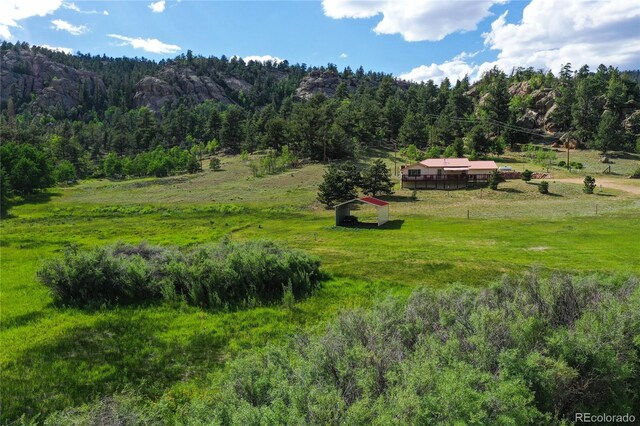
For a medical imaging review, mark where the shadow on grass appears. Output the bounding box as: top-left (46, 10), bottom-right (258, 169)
top-left (596, 193), bottom-right (616, 197)
top-left (495, 188), bottom-right (524, 194)
top-left (0, 310), bottom-right (47, 331)
top-left (607, 152), bottom-right (640, 160)
top-left (1, 312), bottom-right (226, 422)
top-left (339, 219), bottom-right (405, 230)
top-left (12, 191), bottom-right (62, 207)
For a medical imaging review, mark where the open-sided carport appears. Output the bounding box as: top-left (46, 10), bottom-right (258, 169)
top-left (335, 196), bottom-right (389, 227)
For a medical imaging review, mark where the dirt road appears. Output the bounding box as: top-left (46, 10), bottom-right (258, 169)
top-left (552, 178), bottom-right (640, 195)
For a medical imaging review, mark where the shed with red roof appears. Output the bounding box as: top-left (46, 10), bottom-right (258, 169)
top-left (335, 197), bottom-right (389, 227)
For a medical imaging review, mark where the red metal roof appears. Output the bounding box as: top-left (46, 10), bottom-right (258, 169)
top-left (467, 160), bottom-right (498, 170)
top-left (359, 196), bottom-right (389, 206)
top-left (421, 158), bottom-right (470, 168)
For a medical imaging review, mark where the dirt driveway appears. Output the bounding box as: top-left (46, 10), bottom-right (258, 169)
top-left (552, 178), bottom-right (640, 195)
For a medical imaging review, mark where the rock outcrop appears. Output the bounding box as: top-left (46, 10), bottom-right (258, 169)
top-left (133, 66), bottom-right (235, 110)
top-left (294, 70), bottom-right (353, 100)
top-left (295, 70), bottom-right (409, 100)
top-left (1, 48), bottom-right (105, 112)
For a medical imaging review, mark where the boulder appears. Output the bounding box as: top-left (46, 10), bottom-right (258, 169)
top-left (531, 89), bottom-right (555, 114)
top-left (508, 81), bottom-right (532, 97)
top-left (516, 109), bottom-right (539, 129)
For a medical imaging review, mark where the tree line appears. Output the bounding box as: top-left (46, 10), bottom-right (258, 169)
top-left (2, 42), bottom-right (640, 215)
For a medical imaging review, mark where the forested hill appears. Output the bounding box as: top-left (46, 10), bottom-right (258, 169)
top-left (1, 41), bottom-right (640, 188)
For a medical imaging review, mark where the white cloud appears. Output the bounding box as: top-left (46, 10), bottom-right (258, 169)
top-left (452, 50), bottom-right (482, 62)
top-left (0, 0), bottom-right (62, 39)
top-left (479, 0), bottom-right (640, 74)
top-left (62, 2), bottom-right (108, 15)
top-left (108, 34), bottom-right (181, 54)
top-left (400, 60), bottom-right (477, 85)
top-left (400, 0), bottom-right (640, 85)
top-left (149, 1), bottom-right (166, 13)
top-left (242, 55), bottom-right (283, 64)
top-left (322, 0), bottom-right (506, 41)
top-left (40, 44), bottom-right (73, 54)
top-left (340, 53), bottom-right (348, 58)
top-left (51, 19), bottom-right (88, 35)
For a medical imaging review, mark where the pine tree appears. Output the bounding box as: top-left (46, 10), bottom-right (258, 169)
top-left (481, 68), bottom-right (510, 136)
top-left (220, 106), bottom-right (246, 152)
top-left (317, 161), bottom-right (360, 207)
top-left (572, 77), bottom-right (600, 147)
top-left (466, 125), bottom-right (492, 157)
top-left (0, 165), bottom-right (11, 216)
top-left (593, 110), bottom-right (623, 154)
top-left (360, 159), bottom-right (394, 197)
top-left (399, 112), bottom-right (427, 148)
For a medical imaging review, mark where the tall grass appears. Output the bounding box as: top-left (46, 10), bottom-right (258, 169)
top-left (38, 239), bottom-right (323, 310)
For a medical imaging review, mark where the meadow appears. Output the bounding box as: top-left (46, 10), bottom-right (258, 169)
top-left (1, 150), bottom-right (639, 422)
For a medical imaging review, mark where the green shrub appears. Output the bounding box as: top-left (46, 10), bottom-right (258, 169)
top-left (53, 160), bottom-right (77, 183)
top-left (185, 155), bottom-right (202, 173)
top-left (489, 170), bottom-right (502, 190)
top-left (570, 161), bottom-right (583, 169)
top-left (38, 240), bottom-right (323, 309)
top-left (538, 181), bottom-right (549, 194)
top-left (174, 272), bottom-right (640, 424)
top-left (583, 176), bottom-right (596, 194)
top-left (209, 156), bottom-right (221, 171)
top-left (521, 169), bottom-right (533, 182)
top-left (631, 167), bottom-right (640, 178)
top-left (557, 160), bottom-right (566, 167)
top-left (40, 272), bottom-right (640, 424)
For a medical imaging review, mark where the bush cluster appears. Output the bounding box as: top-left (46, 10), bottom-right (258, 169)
top-left (103, 147), bottom-right (201, 179)
top-left (538, 180), bottom-right (549, 194)
top-left (38, 239), bottom-right (322, 309)
top-left (47, 272), bottom-right (639, 424)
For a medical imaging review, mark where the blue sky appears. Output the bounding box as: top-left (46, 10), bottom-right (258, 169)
top-left (1, 1), bottom-right (639, 83)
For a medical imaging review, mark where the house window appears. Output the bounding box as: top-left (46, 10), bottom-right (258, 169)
top-left (408, 169), bottom-right (421, 177)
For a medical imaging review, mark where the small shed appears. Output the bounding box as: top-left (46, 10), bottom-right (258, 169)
top-left (335, 196), bottom-right (390, 227)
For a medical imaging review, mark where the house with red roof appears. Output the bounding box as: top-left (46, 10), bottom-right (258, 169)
top-left (400, 158), bottom-right (498, 190)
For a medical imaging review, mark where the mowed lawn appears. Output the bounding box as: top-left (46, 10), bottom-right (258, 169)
top-left (1, 152), bottom-right (639, 421)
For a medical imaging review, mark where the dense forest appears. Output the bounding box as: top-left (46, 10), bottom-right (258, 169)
top-left (1, 41), bottom-right (640, 210)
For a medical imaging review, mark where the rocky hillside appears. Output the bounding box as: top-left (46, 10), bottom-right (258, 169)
top-left (1, 44), bottom-right (639, 147)
top-left (1, 48), bottom-right (106, 113)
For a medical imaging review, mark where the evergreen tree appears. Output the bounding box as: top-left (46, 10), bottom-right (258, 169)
top-left (383, 96), bottom-right (405, 142)
top-left (0, 165), bottom-right (11, 216)
top-left (399, 112), bottom-right (427, 148)
top-left (466, 125), bottom-right (492, 157)
top-left (593, 110), bottom-right (623, 154)
top-left (572, 77), bottom-right (600, 146)
top-left (488, 170), bottom-right (503, 190)
top-left (221, 106), bottom-right (246, 152)
top-left (317, 161), bottom-right (360, 207)
top-left (481, 68), bottom-right (510, 135)
top-left (360, 159), bottom-right (394, 197)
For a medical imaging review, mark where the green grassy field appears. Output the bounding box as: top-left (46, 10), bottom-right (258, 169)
top-left (1, 150), bottom-right (639, 421)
